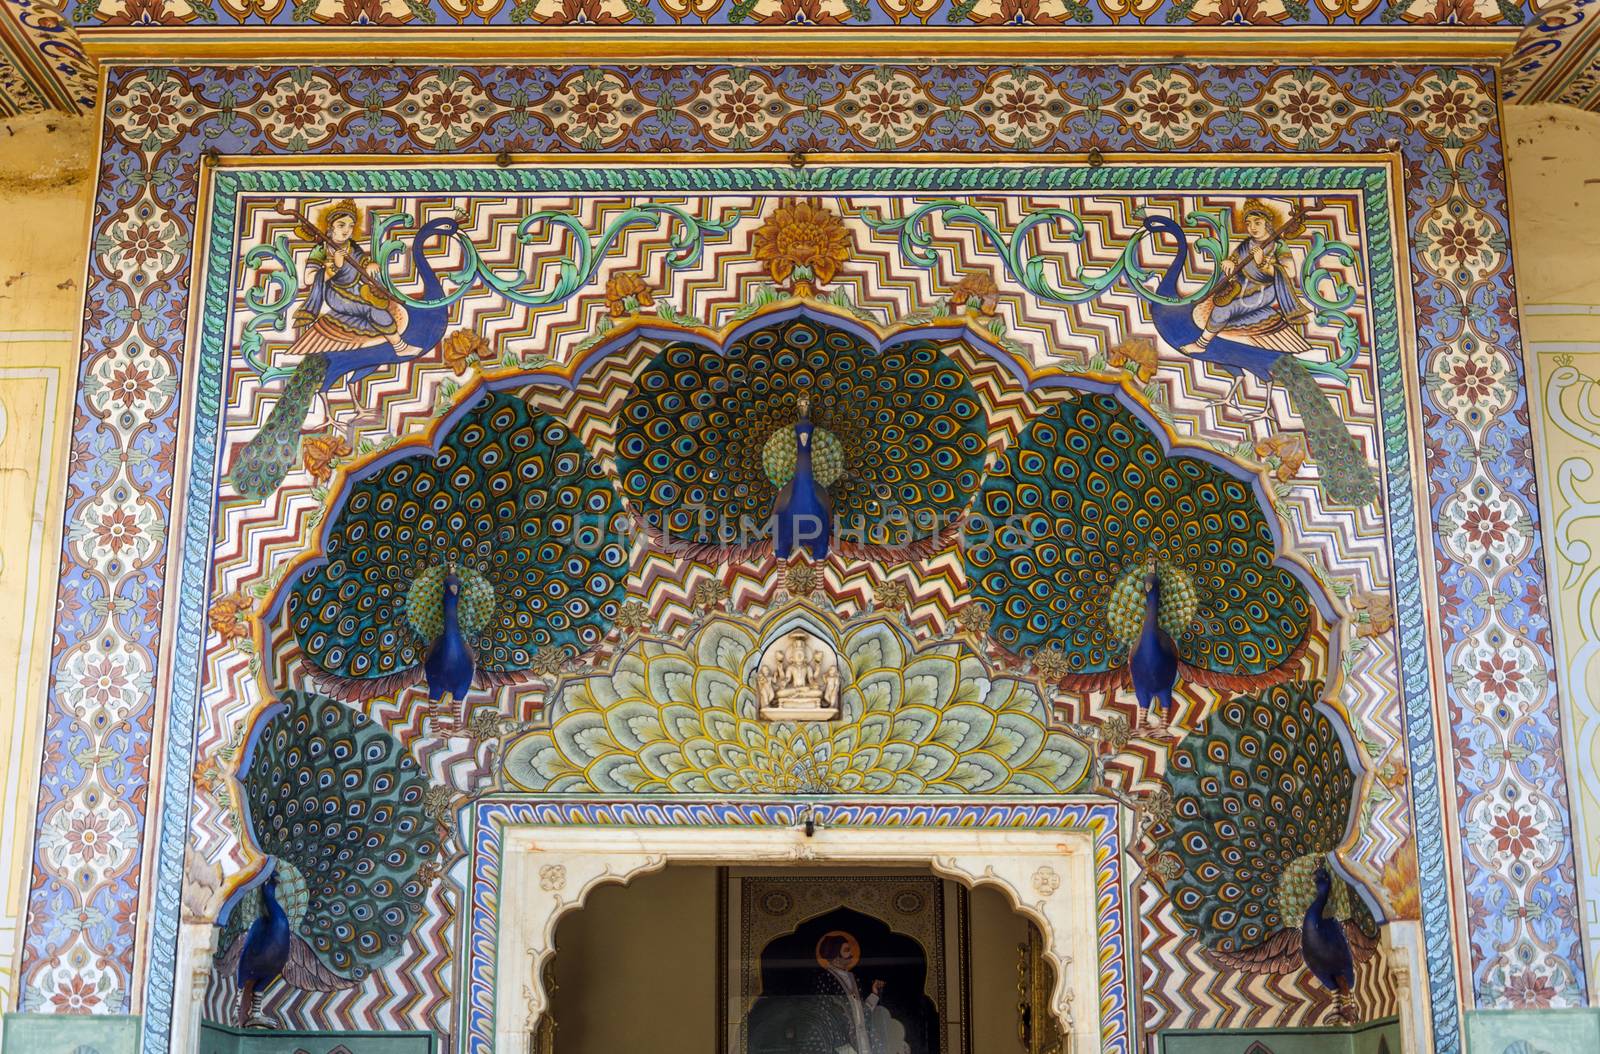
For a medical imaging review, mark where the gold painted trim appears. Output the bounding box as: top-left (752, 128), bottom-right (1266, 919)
top-left (81, 26), bottom-right (1522, 64)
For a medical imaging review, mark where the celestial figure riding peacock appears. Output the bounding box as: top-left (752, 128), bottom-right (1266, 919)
top-left (1151, 680), bottom-right (1381, 1021)
top-left (964, 392), bottom-right (1319, 730)
top-left (216, 691), bottom-right (438, 1026)
top-left (615, 317), bottom-right (990, 563)
top-left (1138, 211), bottom-right (1377, 508)
top-left (285, 390), bottom-right (630, 728)
top-left (229, 210), bottom-right (458, 499)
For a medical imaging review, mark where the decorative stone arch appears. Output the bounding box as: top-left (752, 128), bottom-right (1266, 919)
top-left (464, 797), bottom-right (1131, 1054)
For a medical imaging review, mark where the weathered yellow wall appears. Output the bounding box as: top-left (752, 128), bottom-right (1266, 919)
top-left (1506, 102), bottom-right (1600, 1002)
top-left (0, 111), bottom-right (94, 1015)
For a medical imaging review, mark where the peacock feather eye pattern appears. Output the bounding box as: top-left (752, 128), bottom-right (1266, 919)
top-left (965, 392), bottom-right (1314, 691)
top-left (614, 317), bottom-right (989, 558)
top-left (286, 390), bottom-right (628, 699)
top-left (1151, 680), bottom-right (1377, 958)
top-left (223, 691), bottom-right (437, 983)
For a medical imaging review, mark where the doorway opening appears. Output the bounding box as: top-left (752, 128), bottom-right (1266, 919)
top-left (541, 865), bottom-right (1064, 1054)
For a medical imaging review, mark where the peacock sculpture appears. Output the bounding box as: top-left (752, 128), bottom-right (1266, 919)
top-left (1130, 570), bottom-right (1180, 730)
top-left (615, 318), bottom-right (989, 562)
top-left (1139, 214), bottom-right (1376, 508)
top-left (1151, 680), bottom-right (1380, 1020)
top-left (964, 392), bottom-right (1317, 712)
top-left (229, 216), bottom-right (458, 499)
top-left (286, 390), bottom-right (629, 722)
top-left (217, 691), bottom-right (439, 1023)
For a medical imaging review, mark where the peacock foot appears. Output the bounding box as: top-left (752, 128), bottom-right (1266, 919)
top-left (242, 1012), bottom-right (280, 1030)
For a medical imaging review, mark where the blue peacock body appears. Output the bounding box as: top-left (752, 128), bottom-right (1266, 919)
top-left (287, 389), bottom-right (629, 700)
top-left (964, 392), bottom-right (1315, 692)
top-left (615, 318), bottom-right (989, 561)
top-left (218, 691), bottom-right (437, 999)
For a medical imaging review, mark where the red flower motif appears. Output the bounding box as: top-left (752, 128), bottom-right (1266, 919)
top-left (108, 362), bottom-right (154, 410)
top-left (275, 87), bottom-right (324, 133)
top-left (1460, 503), bottom-right (1509, 549)
top-left (1475, 653), bottom-right (1525, 703)
top-left (1436, 218), bottom-right (1486, 266)
top-left (79, 656), bottom-right (129, 709)
top-left (1501, 969), bottom-right (1559, 1008)
top-left (1488, 806), bottom-right (1538, 857)
top-left (1448, 358), bottom-right (1497, 405)
top-left (423, 88), bottom-right (474, 131)
top-left (124, 85), bottom-right (179, 138)
top-left (65, 812), bottom-right (114, 861)
top-left (118, 221), bottom-right (167, 270)
top-left (715, 86), bottom-right (765, 131)
top-left (568, 85), bottom-right (616, 134)
top-left (1425, 86), bottom-right (1475, 133)
top-left (1278, 86), bottom-right (1327, 135)
top-left (49, 976), bottom-right (101, 1012)
top-left (1141, 86), bottom-right (1188, 130)
top-left (95, 506), bottom-right (142, 556)
top-left (857, 85), bottom-right (909, 131)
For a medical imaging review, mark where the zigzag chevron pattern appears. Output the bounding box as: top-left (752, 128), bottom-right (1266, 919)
top-left (190, 186), bottom-right (1409, 1038)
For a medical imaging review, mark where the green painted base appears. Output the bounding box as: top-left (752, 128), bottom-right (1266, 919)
top-left (198, 1021), bottom-right (437, 1054)
top-left (1464, 1009), bottom-right (1600, 1054)
top-left (1158, 1016), bottom-right (1402, 1054)
top-left (2, 1013), bottom-right (140, 1054)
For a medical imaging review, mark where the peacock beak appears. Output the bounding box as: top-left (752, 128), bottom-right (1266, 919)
top-left (799, 432), bottom-right (810, 448)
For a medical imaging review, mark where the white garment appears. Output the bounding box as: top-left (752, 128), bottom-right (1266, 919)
top-left (825, 965), bottom-right (880, 1054)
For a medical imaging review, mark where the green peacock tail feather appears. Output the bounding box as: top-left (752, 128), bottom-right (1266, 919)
top-left (225, 690), bottom-right (438, 981)
top-left (1270, 355), bottom-right (1378, 508)
top-left (231, 353), bottom-right (330, 498)
top-left (288, 390), bottom-right (629, 699)
top-left (964, 393), bottom-right (1315, 691)
top-left (1151, 679), bottom-right (1376, 959)
top-left (614, 318), bottom-right (989, 560)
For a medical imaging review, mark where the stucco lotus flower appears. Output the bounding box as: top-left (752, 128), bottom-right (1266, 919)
top-left (751, 198), bottom-right (853, 295)
top-left (501, 614), bottom-right (1092, 796)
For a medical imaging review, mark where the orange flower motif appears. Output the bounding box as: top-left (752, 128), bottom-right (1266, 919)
top-left (1254, 431), bottom-right (1308, 483)
top-left (1380, 850), bottom-right (1421, 920)
top-left (604, 271), bottom-right (656, 318)
top-left (948, 271), bottom-right (1000, 316)
top-left (302, 433), bottom-right (352, 485)
top-left (441, 329), bottom-right (490, 373)
top-left (751, 198), bottom-right (853, 295)
top-left (208, 591), bottom-right (253, 644)
top-left (1350, 590), bottom-right (1395, 638)
top-left (1107, 337), bottom-right (1159, 383)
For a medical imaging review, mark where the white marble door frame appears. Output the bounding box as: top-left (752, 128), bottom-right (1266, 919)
top-left (490, 823), bottom-right (1101, 1054)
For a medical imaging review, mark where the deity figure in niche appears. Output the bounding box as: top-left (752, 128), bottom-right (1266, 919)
top-left (1179, 197), bottom-right (1314, 391)
top-left (756, 630), bottom-right (843, 721)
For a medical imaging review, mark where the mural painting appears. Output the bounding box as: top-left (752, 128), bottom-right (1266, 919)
top-left (15, 60), bottom-right (1580, 1054)
top-left (174, 167), bottom-right (1395, 1047)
